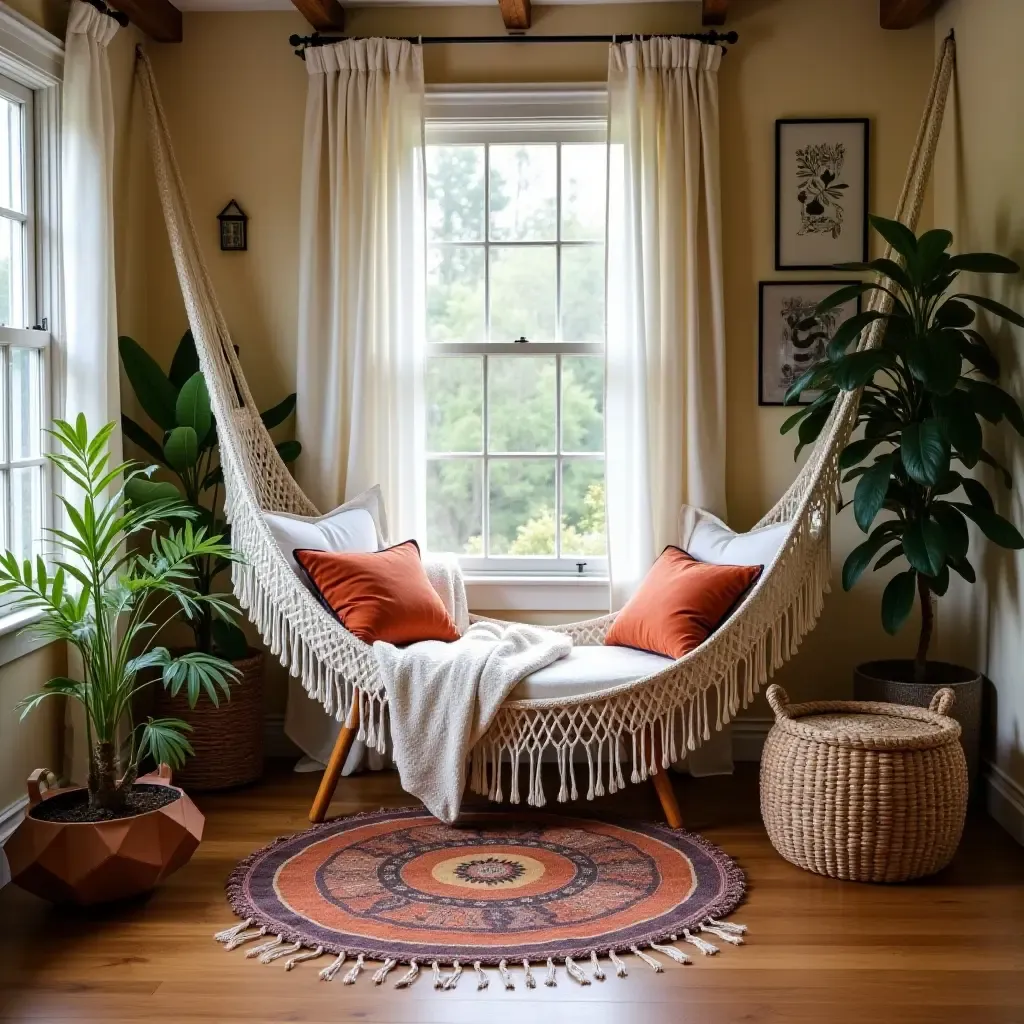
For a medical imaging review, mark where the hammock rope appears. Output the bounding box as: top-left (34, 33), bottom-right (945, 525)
top-left (133, 36), bottom-right (955, 806)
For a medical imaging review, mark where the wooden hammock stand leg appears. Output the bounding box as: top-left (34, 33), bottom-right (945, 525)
top-left (309, 700), bottom-right (684, 827)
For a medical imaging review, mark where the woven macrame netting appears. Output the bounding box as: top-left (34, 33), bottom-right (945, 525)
top-left (134, 38), bottom-right (955, 808)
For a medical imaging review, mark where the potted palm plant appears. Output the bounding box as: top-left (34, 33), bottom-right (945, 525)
top-left (3, 416), bottom-right (241, 904)
top-left (119, 330), bottom-right (299, 789)
top-left (782, 215), bottom-right (1024, 780)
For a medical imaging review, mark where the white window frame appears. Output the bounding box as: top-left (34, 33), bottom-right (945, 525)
top-left (0, 5), bottom-right (62, 661)
top-left (425, 87), bottom-right (610, 586)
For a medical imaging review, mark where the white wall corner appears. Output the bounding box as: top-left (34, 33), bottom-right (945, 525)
top-left (0, 794), bottom-right (29, 889)
top-left (985, 762), bottom-right (1024, 847)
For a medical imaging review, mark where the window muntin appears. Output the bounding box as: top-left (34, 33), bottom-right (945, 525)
top-left (425, 124), bottom-right (607, 575)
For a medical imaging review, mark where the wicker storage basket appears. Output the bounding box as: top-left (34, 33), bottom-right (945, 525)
top-left (760, 683), bottom-right (967, 883)
top-left (154, 650), bottom-right (265, 791)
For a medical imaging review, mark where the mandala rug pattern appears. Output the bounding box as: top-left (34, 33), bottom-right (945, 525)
top-left (215, 808), bottom-right (747, 987)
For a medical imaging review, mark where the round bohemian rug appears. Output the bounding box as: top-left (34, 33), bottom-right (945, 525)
top-left (216, 808), bottom-right (747, 985)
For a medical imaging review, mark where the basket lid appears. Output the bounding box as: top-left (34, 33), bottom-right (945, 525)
top-left (764, 685), bottom-right (962, 751)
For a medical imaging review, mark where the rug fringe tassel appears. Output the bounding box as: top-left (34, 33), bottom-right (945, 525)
top-left (214, 918), bottom-right (252, 942)
top-left (650, 941), bottom-right (690, 965)
top-left (522, 959), bottom-right (536, 988)
top-left (708, 916), bottom-right (748, 935)
top-left (372, 958), bottom-right (398, 984)
top-left (441, 960), bottom-right (462, 990)
top-left (431, 960), bottom-right (443, 989)
top-left (394, 959), bottom-right (420, 989)
top-left (702, 923), bottom-right (744, 945)
top-left (631, 946), bottom-right (664, 972)
top-left (608, 949), bottom-right (628, 977)
top-left (246, 934), bottom-right (284, 960)
top-left (473, 961), bottom-right (489, 990)
top-left (590, 950), bottom-right (606, 980)
top-left (285, 946), bottom-right (323, 971)
top-left (544, 957), bottom-right (557, 987)
top-left (260, 940), bottom-right (302, 964)
top-left (565, 956), bottom-right (590, 985)
top-left (319, 952), bottom-right (346, 981)
top-left (497, 959), bottom-right (515, 990)
top-left (224, 925), bottom-right (267, 951)
top-left (681, 929), bottom-right (719, 955)
top-left (342, 953), bottom-right (365, 984)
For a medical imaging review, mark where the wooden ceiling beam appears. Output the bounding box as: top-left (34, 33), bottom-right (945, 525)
top-left (880, 0), bottom-right (941, 29)
top-left (498, 0), bottom-right (531, 31)
top-left (111, 0), bottom-right (182, 43)
top-left (702, 0), bottom-right (728, 26)
top-left (291, 0), bottom-right (345, 32)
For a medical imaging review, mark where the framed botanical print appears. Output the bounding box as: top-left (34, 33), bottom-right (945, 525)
top-left (758, 280), bottom-right (862, 406)
top-left (775, 118), bottom-right (869, 270)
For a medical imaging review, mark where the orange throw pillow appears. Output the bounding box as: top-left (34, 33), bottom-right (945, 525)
top-left (605, 546), bottom-right (762, 660)
top-left (294, 540), bottom-right (460, 646)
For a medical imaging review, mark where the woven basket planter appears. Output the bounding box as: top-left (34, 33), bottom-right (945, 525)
top-left (155, 649), bottom-right (265, 791)
top-left (760, 683), bottom-right (967, 883)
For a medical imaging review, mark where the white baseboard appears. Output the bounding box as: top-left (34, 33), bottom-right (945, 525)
top-left (0, 794), bottom-right (29, 889)
top-left (985, 762), bottom-right (1024, 847)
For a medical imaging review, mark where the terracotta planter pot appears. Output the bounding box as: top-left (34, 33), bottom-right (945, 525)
top-left (5, 765), bottom-right (204, 906)
top-left (853, 659), bottom-right (982, 784)
top-left (154, 648), bottom-right (265, 791)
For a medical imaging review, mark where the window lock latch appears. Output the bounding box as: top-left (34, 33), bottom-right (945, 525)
top-left (31, 318), bottom-right (47, 331)
top-left (576, 562), bottom-right (587, 575)
top-left (514, 335), bottom-right (529, 344)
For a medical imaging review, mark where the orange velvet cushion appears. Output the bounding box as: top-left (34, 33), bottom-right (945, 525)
top-left (605, 546), bottom-right (762, 660)
top-left (294, 540), bottom-right (460, 646)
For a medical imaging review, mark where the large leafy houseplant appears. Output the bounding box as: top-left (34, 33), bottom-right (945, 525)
top-left (119, 330), bottom-right (298, 659)
top-left (8, 417), bottom-right (242, 813)
top-left (783, 215), bottom-right (1024, 684)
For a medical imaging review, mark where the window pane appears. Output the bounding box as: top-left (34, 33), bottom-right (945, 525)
top-left (561, 144), bottom-right (606, 241)
top-left (0, 96), bottom-right (23, 214)
top-left (560, 245), bottom-right (605, 342)
top-left (427, 356), bottom-right (482, 454)
top-left (489, 245), bottom-right (556, 342)
top-left (427, 245), bottom-right (485, 343)
top-left (488, 458), bottom-right (556, 556)
top-left (10, 347), bottom-right (40, 460)
top-left (0, 216), bottom-right (25, 328)
top-left (10, 465), bottom-right (40, 563)
top-left (561, 355), bottom-right (604, 453)
top-left (427, 145), bottom-right (484, 242)
top-left (561, 460), bottom-right (606, 556)
top-left (488, 356), bottom-right (555, 453)
top-left (489, 144), bottom-right (557, 242)
top-left (427, 459), bottom-right (482, 555)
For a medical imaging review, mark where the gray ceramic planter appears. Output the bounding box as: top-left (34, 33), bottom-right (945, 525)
top-left (853, 660), bottom-right (982, 784)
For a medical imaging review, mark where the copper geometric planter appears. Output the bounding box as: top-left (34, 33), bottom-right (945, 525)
top-left (5, 765), bottom-right (204, 906)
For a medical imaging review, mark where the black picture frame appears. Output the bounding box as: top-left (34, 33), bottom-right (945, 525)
top-left (774, 118), bottom-right (869, 271)
top-left (758, 280), bottom-right (863, 406)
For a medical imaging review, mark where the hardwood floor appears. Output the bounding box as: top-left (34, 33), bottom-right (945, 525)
top-left (1, 762), bottom-right (1022, 1023)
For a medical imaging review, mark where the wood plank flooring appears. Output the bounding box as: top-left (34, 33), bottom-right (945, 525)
top-left (1, 762), bottom-right (1022, 1023)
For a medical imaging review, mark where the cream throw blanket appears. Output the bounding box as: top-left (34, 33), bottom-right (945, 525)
top-left (373, 622), bottom-right (572, 823)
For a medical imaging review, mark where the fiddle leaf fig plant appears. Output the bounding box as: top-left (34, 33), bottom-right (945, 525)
top-left (783, 215), bottom-right (1024, 683)
top-left (119, 330), bottom-right (299, 659)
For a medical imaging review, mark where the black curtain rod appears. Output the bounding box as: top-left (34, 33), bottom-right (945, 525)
top-left (82, 0), bottom-right (130, 27)
top-left (290, 29), bottom-right (738, 58)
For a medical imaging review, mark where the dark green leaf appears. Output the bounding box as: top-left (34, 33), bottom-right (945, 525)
top-left (930, 502), bottom-right (970, 561)
top-left (904, 332), bottom-right (961, 395)
top-left (975, 449), bottom-right (1013, 488)
top-left (934, 299), bottom-right (975, 328)
top-left (840, 436), bottom-right (888, 470)
top-left (874, 544), bottom-right (905, 571)
top-left (950, 556), bottom-right (976, 584)
top-left (843, 523), bottom-right (902, 591)
top-left (900, 420), bottom-right (950, 486)
top-left (960, 475), bottom-right (994, 511)
top-left (960, 379), bottom-right (1024, 436)
top-left (163, 426), bottom-right (199, 473)
top-left (881, 569), bottom-right (917, 635)
top-left (952, 503), bottom-right (1024, 549)
top-left (853, 454), bottom-right (894, 533)
top-left (903, 518), bottom-right (947, 576)
top-left (125, 477), bottom-right (182, 508)
top-left (957, 330), bottom-right (1000, 378)
top-left (815, 282), bottom-right (876, 315)
top-left (826, 310), bottom-right (887, 360)
top-left (276, 440), bottom-right (301, 464)
top-left (832, 350), bottom-right (892, 391)
top-left (119, 335), bottom-right (178, 430)
top-left (947, 252), bottom-right (1020, 274)
top-left (914, 228), bottom-right (954, 275)
top-left (869, 214), bottom-right (918, 260)
top-left (121, 415), bottom-right (167, 466)
top-left (212, 620), bottom-right (249, 660)
top-left (261, 393), bottom-right (297, 430)
top-left (175, 373), bottom-right (212, 445)
top-left (956, 292), bottom-right (1024, 329)
top-left (933, 390), bottom-right (983, 466)
top-left (168, 330), bottom-right (200, 389)
top-left (928, 565), bottom-right (950, 596)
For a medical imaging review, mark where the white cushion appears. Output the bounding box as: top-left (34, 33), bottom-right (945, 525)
top-left (264, 485), bottom-right (388, 578)
top-left (678, 504), bottom-right (791, 567)
top-left (509, 645), bottom-right (676, 701)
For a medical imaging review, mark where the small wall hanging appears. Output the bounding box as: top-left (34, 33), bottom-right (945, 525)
top-left (218, 200), bottom-right (248, 251)
top-left (775, 118), bottom-right (869, 270)
top-left (758, 280), bottom-right (862, 406)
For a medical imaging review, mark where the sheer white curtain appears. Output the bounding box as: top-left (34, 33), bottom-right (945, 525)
top-left (294, 38), bottom-right (426, 536)
top-left (61, 0), bottom-right (121, 783)
top-left (290, 38), bottom-right (425, 772)
top-left (605, 39), bottom-right (730, 776)
top-left (605, 38), bottom-right (727, 610)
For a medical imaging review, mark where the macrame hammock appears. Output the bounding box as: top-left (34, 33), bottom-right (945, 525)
top-left (133, 36), bottom-right (955, 823)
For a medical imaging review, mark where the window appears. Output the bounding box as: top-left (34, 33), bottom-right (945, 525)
top-left (424, 97), bottom-right (608, 575)
top-left (0, 72), bottom-right (48, 572)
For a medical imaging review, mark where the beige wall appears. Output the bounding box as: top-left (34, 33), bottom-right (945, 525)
top-left (134, 0), bottom-right (936, 716)
top-left (933, 0), bottom-right (1024, 800)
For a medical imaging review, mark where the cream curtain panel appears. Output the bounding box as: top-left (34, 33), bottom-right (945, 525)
top-left (605, 38), bottom-right (727, 611)
top-left (290, 38), bottom-right (426, 771)
top-left (60, 0), bottom-right (122, 783)
top-left (605, 39), bottom-right (730, 777)
top-left (294, 38), bottom-right (426, 534)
